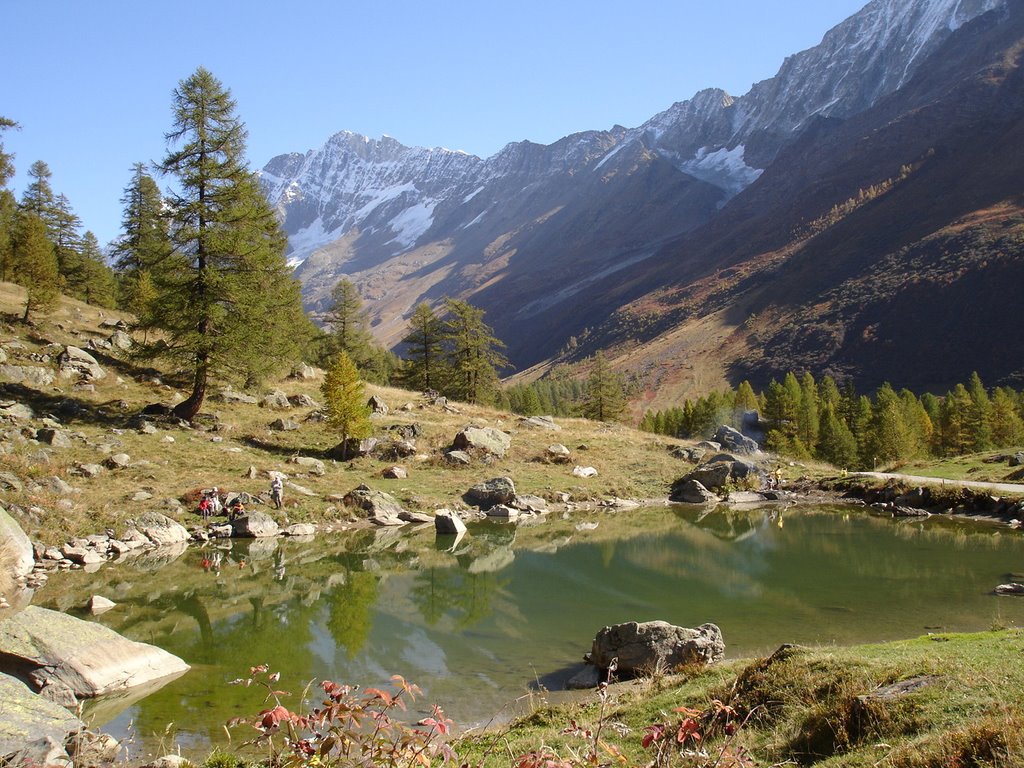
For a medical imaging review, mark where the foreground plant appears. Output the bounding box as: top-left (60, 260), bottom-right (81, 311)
top-left (227, 664), bottom-right (455, 767)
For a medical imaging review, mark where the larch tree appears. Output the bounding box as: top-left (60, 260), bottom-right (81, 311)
top-left (441, 298), bottom-right (507, 404)
top-left (581, 351), bottom-right (626, 422)
top-left (400, 302), bottom-right (445, 393)
top-left (11, 211), bottom-right (59, 322)
top-left (143, 67), bottom-right (307, 420)
top-left (321, 351), bottom-right (373, 460)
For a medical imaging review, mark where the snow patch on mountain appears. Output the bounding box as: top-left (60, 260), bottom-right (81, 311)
top-left (678, 146), bottom-right (763, 197)
top-left (387, 200), bottom-right (436, 248)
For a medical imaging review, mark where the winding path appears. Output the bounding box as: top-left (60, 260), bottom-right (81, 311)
top-left (851, 471), bottom-right (1024, 496)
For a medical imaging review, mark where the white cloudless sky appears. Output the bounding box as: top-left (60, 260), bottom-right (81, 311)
top-left (2, 0), bottom-right (867, 246)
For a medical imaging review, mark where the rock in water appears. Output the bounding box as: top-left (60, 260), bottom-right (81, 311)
top-left (0, 605), bottom-right (189, 698)
top-left (589, 620), bottom-right (724, 677)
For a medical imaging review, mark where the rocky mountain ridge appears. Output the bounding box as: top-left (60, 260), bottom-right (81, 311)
top-left (260, 0), bottom-right (1018, 396)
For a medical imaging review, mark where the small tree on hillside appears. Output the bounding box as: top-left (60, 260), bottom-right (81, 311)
top-left (321, 351), bottom-right (373, 460)
top-left (11, 211), bottom-right (59, 322)
top-left (581, 351), bottom-right (626, 422)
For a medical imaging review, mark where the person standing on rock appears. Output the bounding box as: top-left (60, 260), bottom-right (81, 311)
top-left (270, 476), bottom-right (284, 509)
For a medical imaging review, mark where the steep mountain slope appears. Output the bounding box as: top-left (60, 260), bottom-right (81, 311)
top-left (260, 0), bottom-right (1019, 397)
top-left (596, 1), bottom-right (1024, 402)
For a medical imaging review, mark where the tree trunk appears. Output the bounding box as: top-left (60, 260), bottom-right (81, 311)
top-left (173, 357), bottom-right (208, 421)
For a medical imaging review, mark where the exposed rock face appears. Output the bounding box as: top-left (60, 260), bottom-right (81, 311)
top-left (452, 426), bottom-right (511, 458)
top-left (0, 672), bottom-right (83, 766)
top-left (367, 395), bottom-right (389, 414)
top-left (465, 477), bottom-right (516, 510)
top-left (589, 620), bottom-right (725, 676)
top-left (0, 606), bottom-right (190, 698)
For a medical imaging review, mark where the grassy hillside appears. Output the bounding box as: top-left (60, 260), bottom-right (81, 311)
top-left (0, 283), bottom-right (694, 545)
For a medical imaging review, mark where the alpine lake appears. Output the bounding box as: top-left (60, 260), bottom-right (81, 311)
top-left (31, 503), bottom-right (1024, 761)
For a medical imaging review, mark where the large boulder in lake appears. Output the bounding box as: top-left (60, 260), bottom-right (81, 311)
top-left (452, 426), bottom-right (511, 458)
top-left (0, 605), bottom-right (189, 698)
top-left (465, 477), bottom-right (516, 510)
top-left (0, 672), bottom-right (83, 766)
top-left (589, 620), bottom-right (724, 677)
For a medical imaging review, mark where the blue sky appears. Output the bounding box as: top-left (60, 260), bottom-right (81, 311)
top-left (2, 0), bottom-right (867, 247)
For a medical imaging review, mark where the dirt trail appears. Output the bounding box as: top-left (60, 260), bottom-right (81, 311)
top-left (852, 471), bottom-right (1024, 496)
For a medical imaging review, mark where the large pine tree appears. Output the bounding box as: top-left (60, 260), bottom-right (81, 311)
top-left (581, 351), bottom-right (626, 422)
top-left (143, 67), bottom-right (307, 419)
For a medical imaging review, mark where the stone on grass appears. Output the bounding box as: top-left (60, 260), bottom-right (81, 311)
top-left (443, 450), bottom-right (472, 466)
top-left (588, 620), bottom-right (725, 677)
top-left (289, 456), bottom-right (325, 475)
top-left (452, 426), bottom-right (511, 458)
top-left (382, 465), bottom-right (408, 479)
top-left (572, 466), bottom-right (598, 478)
top-left (519, 415), bottom-right (561, 431)
top-left (261, 389), bottom-right (292, 409)
top-left (546, 444), bottom-right (572, 463)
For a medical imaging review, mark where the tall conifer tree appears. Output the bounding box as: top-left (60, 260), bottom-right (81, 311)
top-left (143, 67), bottom-right (306, 419)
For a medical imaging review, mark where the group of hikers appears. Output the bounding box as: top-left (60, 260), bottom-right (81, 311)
top-left (196, 476), bottom-right (284, 519)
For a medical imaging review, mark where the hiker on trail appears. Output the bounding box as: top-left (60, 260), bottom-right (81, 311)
top-left (270, 476), bottom-right (284, 509)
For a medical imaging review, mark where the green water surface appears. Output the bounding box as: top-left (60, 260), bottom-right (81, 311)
top-left (32, 505), bottom-right (1024, 759)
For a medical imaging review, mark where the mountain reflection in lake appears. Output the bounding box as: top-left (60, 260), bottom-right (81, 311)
top-left (32, 506), bottom-right (1024, 759)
